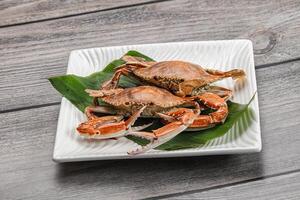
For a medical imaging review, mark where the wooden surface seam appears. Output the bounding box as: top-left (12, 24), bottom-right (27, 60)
top-left (0, 0), bottom-right (171, 27)
top-left (143, 169), bottom-right (300, 199)
top-left (161, 170), bottom-right (300, 200)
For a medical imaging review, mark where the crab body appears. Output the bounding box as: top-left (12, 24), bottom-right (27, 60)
top-left (133, 61), bottom-right (211, 93)
top-left (100, 86), bottom-right (189, 116)
top-left (102, 55), bottom-right (245, 97)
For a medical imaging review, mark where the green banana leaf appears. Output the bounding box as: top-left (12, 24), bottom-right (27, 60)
top-left (49, 50), bottom-right (150, 112)
top-left (49, 50), bottom-right (255, 151)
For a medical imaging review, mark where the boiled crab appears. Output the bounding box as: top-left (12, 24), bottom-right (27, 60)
top-left (77, 86), bottom-right (229, 154)
top-left (101, 55), bottom-right (245, 97)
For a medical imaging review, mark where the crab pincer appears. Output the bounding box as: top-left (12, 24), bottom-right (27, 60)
top-left (187, 92), bottom-right (228, 131)
top-left (156, 93), bottom-right (229, 131)
top-left (77, 106), bottom-right (149, 139)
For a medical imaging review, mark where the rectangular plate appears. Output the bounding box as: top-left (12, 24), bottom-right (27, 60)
top-left (53, 40), bottom-right (261, 162)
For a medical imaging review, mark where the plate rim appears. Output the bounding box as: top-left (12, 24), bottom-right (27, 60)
top-left (53, 39), bottom-right (262, 162)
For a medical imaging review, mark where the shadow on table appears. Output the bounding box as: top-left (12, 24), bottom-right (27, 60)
top-left (54, 153), bottom-right (263, 196)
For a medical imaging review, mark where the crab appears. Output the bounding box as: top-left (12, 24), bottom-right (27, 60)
top-left (101, 55), bottom-right (245, 97)
top-left (77, 86), bottom-right (229, 154)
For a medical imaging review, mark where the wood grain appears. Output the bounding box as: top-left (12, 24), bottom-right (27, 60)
top-left (1, 0), bottom-right (300, 111)
top-left (1, 1), bottom-right (300, 199)
top-left (165, 172), bottom-right (300, 200)
top-left (0, 62), bottom-right (299, 200)
top-left (0, 0), bottom-right (156, 27)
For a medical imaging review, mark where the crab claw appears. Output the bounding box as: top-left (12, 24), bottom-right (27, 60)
top-left (77, 116), bottom-right (127, 139)
top-left (130, 122), bottom-right (154, 131)
top-left (127, 107), bottom-right (200, 155)
top-left (77, 106), bottom-right (147, 139)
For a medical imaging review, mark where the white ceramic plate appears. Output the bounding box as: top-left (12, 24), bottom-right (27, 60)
top-left (53, 40), bottom-right (261, 162)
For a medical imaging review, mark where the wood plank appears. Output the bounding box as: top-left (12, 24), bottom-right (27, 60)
top-left (0, 62), bottom-right (299, 199)
top-left (0, 0), bottom-right (156, 27)
top-left (167, 172), bottom-right (300, 200)
top-left (1, 0), bottom-right (300, 111)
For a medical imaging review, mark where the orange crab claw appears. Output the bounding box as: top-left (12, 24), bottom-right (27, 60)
top-left (127, 106), bottom-right (200, 155)
top-left (77, 118), bottom-right (127, 139)
top-left (158, 93), bottom-right (229, 131)
top-left (186, 92), bottom-right (228, 131)
top-left (77, 106), bottom-right (148, 139)
top-left (196, 93), bottom-right (228, 123)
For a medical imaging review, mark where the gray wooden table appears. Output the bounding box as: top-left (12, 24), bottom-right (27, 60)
top-left (1, 0), bottom-right (300, 199)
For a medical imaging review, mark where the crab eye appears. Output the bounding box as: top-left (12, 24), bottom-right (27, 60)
top-left (125, 102), bottom-right (130, 106)
top-left (171, 88), bottom-right (177, 93)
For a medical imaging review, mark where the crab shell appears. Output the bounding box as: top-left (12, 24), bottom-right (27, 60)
top-left (121, 56), bottom-right (245, 96)
top-left (101, 86), bottom-right (191, 116)
top-left (133, 61), bottom-right (210, 93)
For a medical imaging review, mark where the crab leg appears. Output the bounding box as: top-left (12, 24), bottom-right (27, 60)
top-left (101, 61), bottom-right (150, 90)
top-left (192, 86), bottom-right (233, 101)
top-left (157, 111), bottom-right (215, 131)
top-left (86, 88), bottom-right (124, 106)
top-left (178, 70), bottom-right (245, 97)
top-left (77, 106), bottom-right (148, 139)
top-left (203, 86), bottom-right (233, 101)
top-left (205, 69), bottom-right (245, 80)
top-left (121, 55), bottom-right (157, 66)
top-left (127, 106), bottom-right (200, 155)
top-left (101, 55), bottom-right (156, 90)
top-left (86, 88), bottom-right (124, 97)
top-left (101, 67), bottom-right (132, 89)
top-left (85, 105), bottom-right (117, 119)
